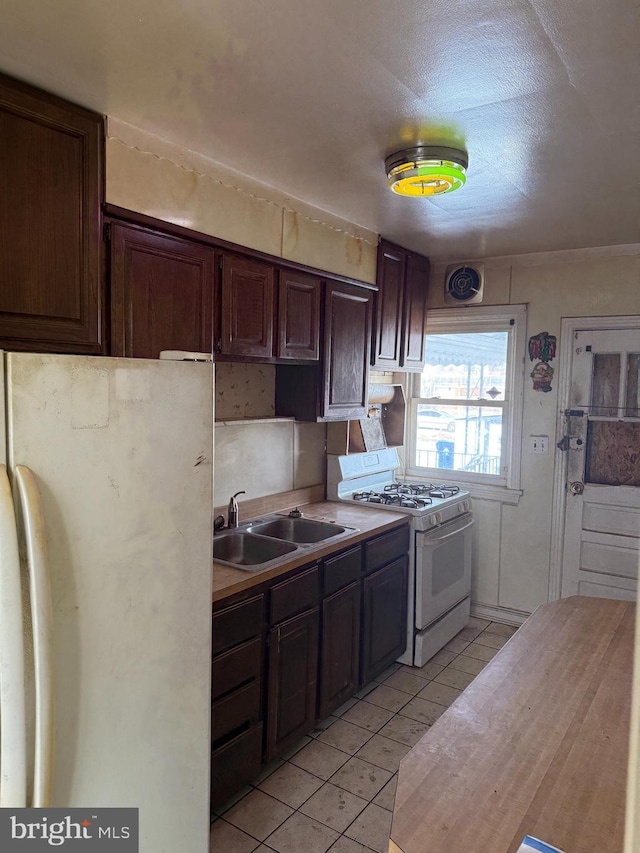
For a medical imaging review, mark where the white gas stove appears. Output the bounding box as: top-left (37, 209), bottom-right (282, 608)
top-left (327, 448), bottom-right (474, 667)
top-left (327, 448), bottom-right (471, 529)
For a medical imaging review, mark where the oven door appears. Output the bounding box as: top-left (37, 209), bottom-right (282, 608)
top-left (415, 513), bottom-right (474, 630)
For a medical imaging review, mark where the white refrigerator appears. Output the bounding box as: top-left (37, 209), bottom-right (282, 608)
top-left (0, 351), bottom-right (213, 852)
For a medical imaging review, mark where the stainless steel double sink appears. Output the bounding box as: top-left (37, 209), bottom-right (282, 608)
top-left (213, 514), bottom-right (357, 571)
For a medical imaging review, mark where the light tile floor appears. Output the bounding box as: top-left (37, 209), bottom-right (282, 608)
top-left (210, 617), bottom-right (519, 853)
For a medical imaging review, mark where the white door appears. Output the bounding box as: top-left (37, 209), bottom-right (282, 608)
top-left (561, 328), bottom-right (640, 599)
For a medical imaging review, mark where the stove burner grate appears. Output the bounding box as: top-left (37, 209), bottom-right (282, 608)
top-left (382, 481), bottom-right (460, 499)
top-left (426, 484), bottom-right (460, 499)
top-left (352, 489), bottom-right (434, 509)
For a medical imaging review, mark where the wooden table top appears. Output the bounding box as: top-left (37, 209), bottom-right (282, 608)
top-left (390, 596), bottom-right (634, 853)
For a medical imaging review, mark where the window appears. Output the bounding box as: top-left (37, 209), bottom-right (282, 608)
top-left (406, 304), bottom-right (526, 492)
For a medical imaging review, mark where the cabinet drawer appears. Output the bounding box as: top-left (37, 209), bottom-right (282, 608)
top-left (211, 637), bottom-right (262, 701)
top-left (213, 594), bottom-right (264, 656)
top-left (212, 679), bottom-right (261, 746)
top-left (211, 723), bottom-right (263, 809)
top-left (364, 524), bottom-right (410, 575)
top-left (323, 546), bottom-right (362, 596)
top-left (270, 565), bottom-right (319, 625)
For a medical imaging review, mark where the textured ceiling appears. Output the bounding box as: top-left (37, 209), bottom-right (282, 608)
top-left (1, 0), bottom-right (639, 260)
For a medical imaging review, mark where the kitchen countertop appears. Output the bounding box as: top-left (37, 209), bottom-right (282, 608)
top-left (389, 596), bottom-right (634, 853)
top-left (212, 500), bottom-right (408, 602)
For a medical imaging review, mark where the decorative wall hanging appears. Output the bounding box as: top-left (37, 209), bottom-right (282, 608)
top-left (528, 331), bottom-right (557, 363)
top-left (528, 331), bottom-right (557, 392)
top-left (530, 361), bottom-right (554, 392)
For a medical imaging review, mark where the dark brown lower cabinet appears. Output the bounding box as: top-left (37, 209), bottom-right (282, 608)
top-left (211, 724), bottom-right (263, 809)
top-left (210, 594), bottom-right (264, 809)
top-left (319, 581), bottom-right (361, 720)
top-left (211, 522), bottom-right (410, 806)
top-left (361, 556), bottom-right (408, 685)
top-left (266, 607), bottom-right (319, 762)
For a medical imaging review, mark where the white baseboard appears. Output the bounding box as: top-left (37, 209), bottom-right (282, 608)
top-left (471, 602), bottom-right (530, 626)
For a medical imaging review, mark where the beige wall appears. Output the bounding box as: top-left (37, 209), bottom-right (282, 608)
top-left (215, 419), bottom-right (326, 506)
top-left (105, 119), bottom-right (374, 508)
top-left (105, 118), bottom-right (378, 283)
top-left (429, 249), bottom-right (640, 617)
top-left (213, 362), bottom-right (326, 506)
top-left (105, 119), bottom-right (639, 615)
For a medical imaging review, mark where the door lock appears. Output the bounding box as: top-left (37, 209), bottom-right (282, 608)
top-left (556, 436), bottom-right (584, 451)
top-left (569, 481), bottom-right (585, 495)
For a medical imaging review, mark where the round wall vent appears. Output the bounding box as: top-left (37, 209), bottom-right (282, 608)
top-left (444, 263), bottom-right (484, 305)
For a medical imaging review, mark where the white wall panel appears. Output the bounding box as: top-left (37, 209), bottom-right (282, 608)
top-left (469, 498), bottom-right (501, 608)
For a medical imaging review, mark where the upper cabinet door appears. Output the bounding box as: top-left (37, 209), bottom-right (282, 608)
top-left (277, 272), bottom-right (321, 361)
top-left (220, 254), bottom-right (275, 358)
top-left (401, 252), bottom-right (430, 371)
top-left (372, 239), bottom-right (430, 372)
top-left (109, 222), bottom-right (215, 358)
top-left (323, 283), bottom-right (373, 420)
top-left (0, 73), bottom-right (104, 353)
top-left (372, 243), bottom-right (406, 369)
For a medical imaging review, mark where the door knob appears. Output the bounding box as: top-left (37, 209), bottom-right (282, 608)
top-left (569, 481), bottom-right (584, 495)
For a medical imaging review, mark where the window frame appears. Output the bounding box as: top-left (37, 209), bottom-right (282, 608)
top-left (405, 304), bottom-right (527, 496)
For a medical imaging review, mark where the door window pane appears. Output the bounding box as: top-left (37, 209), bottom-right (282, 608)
top-left (585, 421), bottom-right (640, 486)
top-left (626, 354), bottom-right (640, 417)
top-left (591, 353), bottom-right (620, 416)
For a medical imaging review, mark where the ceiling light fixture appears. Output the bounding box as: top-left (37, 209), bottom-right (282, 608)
top-left (385, 146), bottom-right (468, 197)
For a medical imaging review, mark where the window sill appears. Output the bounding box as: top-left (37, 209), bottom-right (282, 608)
top-left (462, 483), bottom-right (522, 505)
top-left (404, 471), bottom-right (522, 505)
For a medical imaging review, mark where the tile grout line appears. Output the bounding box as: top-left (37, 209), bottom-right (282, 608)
top-left (211, 621), bottom-right (519, 853)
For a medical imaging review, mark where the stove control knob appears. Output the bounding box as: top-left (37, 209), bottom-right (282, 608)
top-left (435, 512), bottom-right (443, 524)
top-left (458, 502), bottom-right (465, 513)
top-left (428, 514), bottom-right (436, 526)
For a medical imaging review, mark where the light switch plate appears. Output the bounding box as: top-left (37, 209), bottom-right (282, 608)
top-left (529, 435), bottom-right (549, 454)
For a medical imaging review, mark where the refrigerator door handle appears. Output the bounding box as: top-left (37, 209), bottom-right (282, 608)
top-left (0, 464), bottom-right (27, 807)
top-left (15, 465), bottom-right (55, 808)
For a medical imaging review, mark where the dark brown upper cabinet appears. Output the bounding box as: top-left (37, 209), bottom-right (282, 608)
top-left (402, 252), bottom-right (431, 370)
top-left (322, 282), bottom-right (373, 419)
top-left (0, 73), bottom-right (104, 353)
top-left (109, 222), bottom-right (215, 358)
top-left (219, 253), bottom-right (275, 358)
top-left (217, 259), bottom-right (320, 362)
top-left (104, 207), bottom-right (371, 383)
top-left (275, 281), bottom-right (373, 421)
top-left (373, 239), bottom-right (430, 372)
top-left (277, 271), bottom-right (321, 361)
top-left (372, 243), bottom-right (405, 369)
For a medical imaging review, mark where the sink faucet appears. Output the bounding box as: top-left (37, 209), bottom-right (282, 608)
top-left (228, 491), bottom-right (246, 528)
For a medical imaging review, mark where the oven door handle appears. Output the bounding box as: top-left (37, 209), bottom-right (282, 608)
top-left (417, 516), bottom-right (474, 545)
